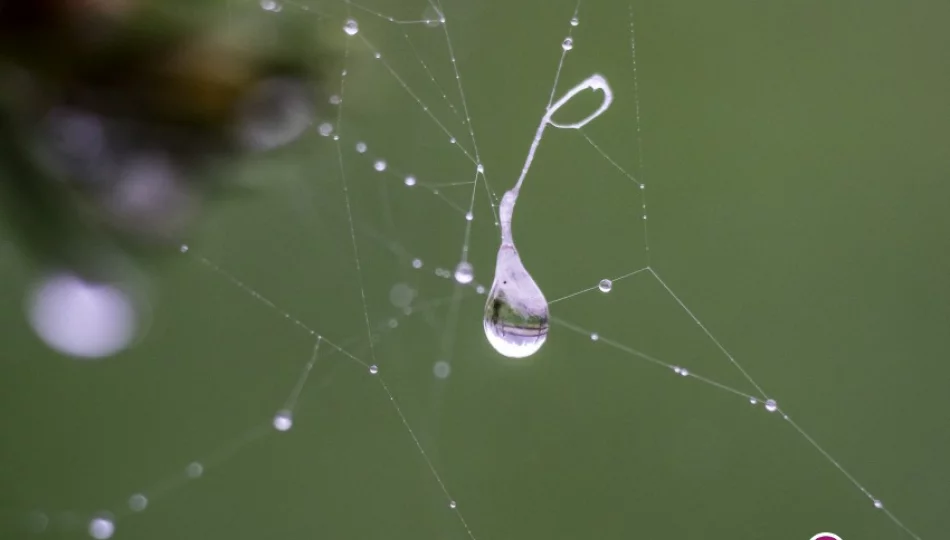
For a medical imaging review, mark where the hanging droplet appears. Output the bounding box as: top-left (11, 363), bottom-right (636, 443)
top-left (374, 159), bottom-right (387, 171)
top-left (369, 364), bottom-right (379, 375)
top-left (873, 499), bottom-right (884, 509)
top-left (570, 16), bottom-right (579, 26)
top-left (483, 245), bottom-right (549, 359)
top-left (598, 279), bottom-right (612, 292)
top-left (454, 262), bottom-right (474, 284)
top-left (590, 332), bottom-right (599, 341)
top-left (355, 141), bottom-right (367, 153)
top-left (404, 175), bottom-right (417, 186)
top-left (465, 211), bottom-right (474, 221)
top-left (343, 19), bottom-right (359, 36)
top-left (764, 399), bottom-right (778, 412)
top-left (449, 500), bottom-right (457, 509)
top-left (562, 37), bottom-right (573, 51)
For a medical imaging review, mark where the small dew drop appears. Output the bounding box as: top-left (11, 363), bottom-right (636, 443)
top-left (477, 163), bottom-right (485, 173)
top-left (369, 364), bottom-right (379, 375)
top-left (454, 262), bottom-right (474, 284)
top-left (570, 16), bottom-right (579, 26)
top-left (355, 141), bottom-right (367, 153)
top-left (329, 94), bottom-right (341, 105)
top-left (423, 6), bottom-right (441, 27)
top-left (260, 0), bottom-right (279, 12)
top-left (764, 399), bottom-right (778, 412)
top-left (88, 516), bottom-right (115, 540)
top-left (484, 246), bottom-right (549, 359)
top-left (433, 361), bottom-right (451, 379)
top-left (412, 258), bottom-right (423, 269)
top-left (672, 366), bottom-right (682, 374)
top-left (180, 244), bottom-right (188, 253)
top-left (873, 499), bottom-right (884, 509)
top-left (404, 175), bottom-right (417, 186)
top-left (128, 494), bottom-right (148, 512)
top-left (449, 137), bottom-right (457, 144)
top-left (475, 285), bottom-right (486, 294)
top-left (598, 279), bottom-right (613, 293)
top-left (374, 52), bottom-right (381, 59)
top-left (332, 134), bottom-right (340, 141)
top-left (388, 318), bottom-right (398, 329)
top-left (343, 18), bottom-right (359, 36)
top-left (749, 397), bottom-right (758, 405)
top-left (562, 37), bottom-right (574, 51)
top-left (185, 462), bottom-right (204, 478)
top-left (373, 159), bottom-right (387, 172)
top-left (679, 367), bottom-right (689, 376)
top-left (465, 211), bottom-right (474, 221)
top-left (590, 332), bottom-right (599, 341)
top-left (273, 409), bottom-right (293, 431)
top-left (449, 500), bottom-right (457, 509)
top-left (318, 122), bottom-right (333, 136)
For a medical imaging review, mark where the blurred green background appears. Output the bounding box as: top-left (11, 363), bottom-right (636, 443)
top-left (1, 0), bottom-right (947, 539)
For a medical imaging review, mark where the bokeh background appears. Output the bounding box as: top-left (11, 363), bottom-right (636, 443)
top-left (1, 0), bottom-right (947, 539)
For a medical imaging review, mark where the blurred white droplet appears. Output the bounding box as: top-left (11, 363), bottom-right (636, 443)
top-left (273, 410), bottom-right (293, 431)
top-left (179, 244), bottom-right (189, 253)
top-left (355, 141), bottom-right (367, 153)
top-left (570, 16), bottom-right (579, 26)
top-left (128, 494), bottom-right (148, 512)
top-left (387, 318), bottom-right (398, 329)
top-left (26, 511), bottom-right (49, 533)
top-left (404, 175), bottom-right (417, 186)
top-left (873, 499), bottom-right (884, 509)
top-left (185, 462), bottom-right (203, 478)
top-left (329, 94), bottom-right (341, 105)
top-left (764, 399), bottom-right (778, 412)
top-left (318, 122), bottom-right (333, 136)
top-left (590, 332), bottom-right (599, 341)
top-left (433, 361), bottom-right (451, 379)
top-left (562, 37), bottom-right (573, 51)
top-left (374, 159), bottom-right (387, 172)
top-left (411, 258), bottom-right (423, 269)
top-left (343, 18), bottom-right (359, 36)
top-left (475, 284), bottom-right (486, 295)
top-left (389, 283), bottom-right (416, 308)
top-left (27, 273), bottom-right (139, 359)
top-left (449, 500), bottom-right (457, 509)
top-left (465, 211), bottom-right (474, 221)
top-left (369, 365), bottom-right (379, 375)
top-left (88, 516), bottom-right (114, 539)
top-left (237, 78), bottom-right (313, 151)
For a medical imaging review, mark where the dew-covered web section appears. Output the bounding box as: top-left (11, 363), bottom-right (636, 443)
top-left (22, 0), bottom-right (926, 539)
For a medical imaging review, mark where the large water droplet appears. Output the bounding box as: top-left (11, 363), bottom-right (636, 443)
top-left (765, 398), bottom-right (778, 412)
top-left (483, 245), bottom-right (549, 358)
top-left (562, 37), bottom-right (574, 51)
top-left (343, 19), bottom-right (359, 36)
top-left (598, 279), bottom-right (612, 293)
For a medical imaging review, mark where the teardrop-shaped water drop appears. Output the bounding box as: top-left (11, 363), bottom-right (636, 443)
top-left (483, 245), bottom-right (549, 358)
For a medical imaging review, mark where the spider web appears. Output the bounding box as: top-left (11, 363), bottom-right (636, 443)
top-left (1, 0), bottom-right (943, 539)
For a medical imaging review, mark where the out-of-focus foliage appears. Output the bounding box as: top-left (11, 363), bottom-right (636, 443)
top-left (0, 0), bottom-right (342, 279)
